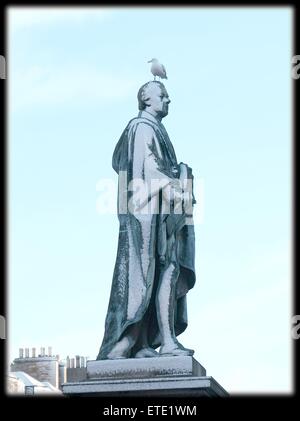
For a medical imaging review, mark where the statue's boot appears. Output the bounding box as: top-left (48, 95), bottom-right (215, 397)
top-left (159, 341), bottom-right (194, 357)
top-left (134, 348), bottom-right (159, 358)
top-left (106, 337), bottom-right (131, 359)
top-left (106, 350), bottom-right (127, 359)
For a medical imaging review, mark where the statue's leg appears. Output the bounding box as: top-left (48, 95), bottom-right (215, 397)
top-left (106, 313), bottom-right (160, 359)
top-left (156, 242), bottom-right (194, 357)
top-left (156, 262), bottom-right (179, 350)
top-left (133, 312), bottom-right (159, 358)
top-left (106, 324), bottom-right (140, 359)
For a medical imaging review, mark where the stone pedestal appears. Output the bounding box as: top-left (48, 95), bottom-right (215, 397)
top-left (62, 356), bottom-right (229, 397)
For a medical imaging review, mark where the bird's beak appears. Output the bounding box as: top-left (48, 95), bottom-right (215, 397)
top-left (147, 60), bottom-right (152, 63)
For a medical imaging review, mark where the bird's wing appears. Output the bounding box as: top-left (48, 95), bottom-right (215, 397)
top-left (161, 64), bottom-right (167, 79)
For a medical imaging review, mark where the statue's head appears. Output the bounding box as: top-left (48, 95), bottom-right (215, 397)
top-left (137, 81), bottom-right (170, 119)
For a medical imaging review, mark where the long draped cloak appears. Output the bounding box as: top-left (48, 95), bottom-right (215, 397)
top-left (97, 112), bottom-right (196, 360)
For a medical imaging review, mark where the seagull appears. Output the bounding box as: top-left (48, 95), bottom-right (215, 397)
top-left (147, 58), bottom-right (168, 80)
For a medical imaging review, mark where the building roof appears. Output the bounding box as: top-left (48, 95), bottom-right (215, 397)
top-left (8, 371), bottom-right (62, 395)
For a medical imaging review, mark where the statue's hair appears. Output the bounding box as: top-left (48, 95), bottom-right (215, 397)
top-left (137, 81), bottom-right (166, 110)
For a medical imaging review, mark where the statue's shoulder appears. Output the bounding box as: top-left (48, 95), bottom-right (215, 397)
top-left (127, 117), bottom-right (157, 133)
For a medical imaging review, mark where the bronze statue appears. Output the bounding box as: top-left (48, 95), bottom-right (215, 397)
top-left (97, 81), bottom-right (196, 359)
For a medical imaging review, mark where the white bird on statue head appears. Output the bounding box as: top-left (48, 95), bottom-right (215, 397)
top-left (147, 58), bottom-right (168, 80)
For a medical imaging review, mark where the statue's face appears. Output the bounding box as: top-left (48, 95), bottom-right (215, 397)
top-left (146, 84), bottom-right (171, 118)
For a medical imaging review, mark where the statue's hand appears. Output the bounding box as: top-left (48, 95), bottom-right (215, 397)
top-left (162, 179), bottom-right (182, 203)
top-left (178, 163), bottom-right (196, 206)
top-left (179, 162), bottom-right (194, 178)
top-left (170, 179), bottom-right (183, 202)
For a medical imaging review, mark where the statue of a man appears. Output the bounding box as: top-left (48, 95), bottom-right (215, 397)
top-left (97, 81), bottom-right (196, 360)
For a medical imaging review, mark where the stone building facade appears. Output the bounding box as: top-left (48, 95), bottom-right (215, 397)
top-left (10, 346), bottom-right (87, 391)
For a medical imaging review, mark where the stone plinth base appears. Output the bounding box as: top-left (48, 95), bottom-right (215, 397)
top-left (62, 375), bottom-right (228, 397)
top-left (87, 356), bottom-right (206, 380)
top-left (62, 356), bottom-right (229, 397)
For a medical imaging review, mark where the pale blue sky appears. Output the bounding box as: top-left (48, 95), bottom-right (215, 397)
top-left (8, 6), bottom-right (293, 393)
